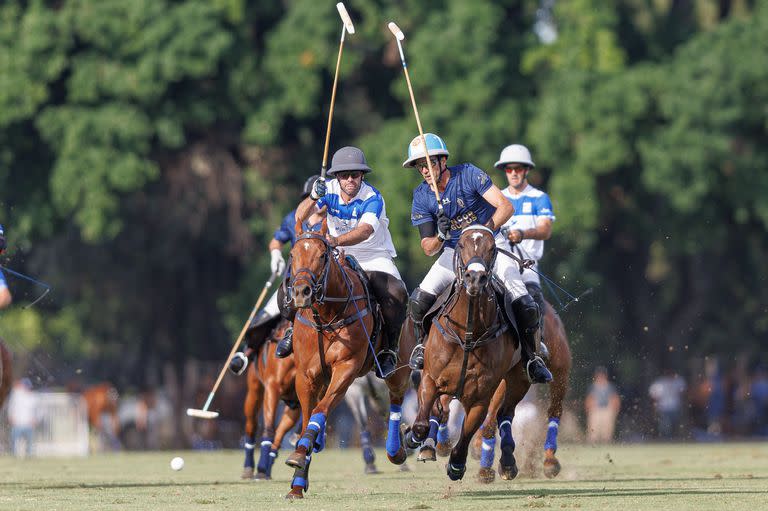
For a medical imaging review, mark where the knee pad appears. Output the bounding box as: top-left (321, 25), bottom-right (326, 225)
top-left (407, 288), bottom-right (437, 323)
top-left (525, 283), bottom-right (545, 314)
top-left (512, 294), bottom-right (540, 333)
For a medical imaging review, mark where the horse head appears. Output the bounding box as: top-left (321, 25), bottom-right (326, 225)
top-left (289, 217), bottom-right (332, 308)
top-left (455, 225), bottom-right (497, 297)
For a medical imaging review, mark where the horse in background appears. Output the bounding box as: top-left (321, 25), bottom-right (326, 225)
top-left (404, 225), bottom-right (531, 481)
top-left (0, 340), bottom-right (12, 407)
top-left (241, 318), bottom-right (300, 480)
top-left (82, 382), bottom-right (121, 451)
top-left (283, 221), bottom-right (414, 499)
top-left (471, 297), bottom-right (572, 480)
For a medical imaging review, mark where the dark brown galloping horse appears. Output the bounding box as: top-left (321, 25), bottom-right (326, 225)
top-left (241, 318), bottom-right (300, 480)
top-left (404, 225), bottom-right (531, 480)
top-left (472, 297), bottom-right (572, 481)
top-left (282, 221), bottom-right (413, 499)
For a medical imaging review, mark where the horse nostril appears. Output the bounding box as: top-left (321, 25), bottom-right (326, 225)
top-left (479, 275), bottom-right (487, 286)
top-left (302, 286), bottom-right (311, 296)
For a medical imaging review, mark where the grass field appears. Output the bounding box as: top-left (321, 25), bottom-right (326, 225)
top-left (1, 443), bottom-right (766, 511)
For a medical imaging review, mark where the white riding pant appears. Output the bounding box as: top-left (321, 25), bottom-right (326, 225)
top-left (262, 288), bottom-right (281, 317)
top-left (418, 233), bottom-right (528, 299)
top-left (347, 253), bottom-right (403, 281)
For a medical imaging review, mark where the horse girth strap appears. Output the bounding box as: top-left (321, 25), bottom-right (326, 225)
top-left (296, 306), bottom-right (368, 332)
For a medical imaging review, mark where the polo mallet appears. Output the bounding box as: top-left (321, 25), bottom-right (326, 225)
top-left (187, 271), bottom-right (280, 419)
top-left (320, 3), bottom-right (356, 180)
top-left (388, 22), bottom-right (443, 213)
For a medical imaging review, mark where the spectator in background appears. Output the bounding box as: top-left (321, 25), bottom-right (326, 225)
top-left (584, 366), bottom-right (621, 443)
top-left (8, 378), bottom-right (39, 457)
top-left (649, 369), bottom-right (687, 439)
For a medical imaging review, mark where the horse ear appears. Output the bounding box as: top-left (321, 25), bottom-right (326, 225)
top-left (320, 216), bottom-right (328, 236)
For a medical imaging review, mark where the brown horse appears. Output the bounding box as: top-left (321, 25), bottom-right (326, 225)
top-left (241, 318), bottom-right (301, 480)
top-left (403, 225), bottom-right (531, 481)
top-left (0, 340), bottom-right (12, 408)
top-left (282, 221), bottom-right (413, 499)
top-left (472, 297), bottom-right (572, 480)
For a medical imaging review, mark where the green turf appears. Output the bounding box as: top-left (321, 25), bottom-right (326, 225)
top-left (1, 443), bottom-right (766, 510)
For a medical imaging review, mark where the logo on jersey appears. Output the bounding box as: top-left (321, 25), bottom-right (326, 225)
top-left (522, 202), bottom-right (532, 214)
top-left (478, 173), bottom-right (487, 185)
top-left (450, 211), bottom-right (478, 231)
top-left (457, 197), bottom-right (465, 208)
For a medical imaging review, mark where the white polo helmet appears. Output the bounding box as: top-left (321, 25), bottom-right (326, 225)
top-left (494, 144), bottom-right (535, 169)
top-left (403, 133), bottom-right (449, 168)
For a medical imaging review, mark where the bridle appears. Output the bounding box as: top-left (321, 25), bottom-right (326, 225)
top-left (454, 225), bottom-right (498, 292)
top-left (287, 233), bottom-right (335, 305)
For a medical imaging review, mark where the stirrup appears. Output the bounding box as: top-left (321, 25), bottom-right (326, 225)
top-left (526, 356), bottom-right (552, 384)
top-left (229, 352), bottom-right (249, 375)
top-left (375, 349), bottom-right (398, 379)
top-left (409, 344), bottom-right (424, 370)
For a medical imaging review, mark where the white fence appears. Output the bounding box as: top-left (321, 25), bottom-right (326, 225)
top-left (33, 392), bottom-right (90, 457)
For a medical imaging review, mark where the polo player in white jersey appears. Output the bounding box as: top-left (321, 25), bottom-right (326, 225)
top-left (276, 146), bottom-right (408, 379)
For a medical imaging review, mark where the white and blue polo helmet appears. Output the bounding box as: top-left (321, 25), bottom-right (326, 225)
top-left (403, 133), bottom-right (449, 168)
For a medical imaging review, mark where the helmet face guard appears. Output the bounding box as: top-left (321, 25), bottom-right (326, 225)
top-left (403, 133), bottom-right (449, 168)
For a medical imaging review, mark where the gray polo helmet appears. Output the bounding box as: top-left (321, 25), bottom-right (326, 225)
top-left (327, 146), bottom-right (373, 176)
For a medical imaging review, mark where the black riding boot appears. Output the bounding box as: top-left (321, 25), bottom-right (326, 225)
top-left (511, 294), bottom-right (552, 384)
top-left (367, 271), bottom-right (408, 379)
top-left (525, 282), bottom-right (548, 358)
top-left (275, 283), bottom-right (296, 359)
top-left (407, 288), bottom-right (438, 370)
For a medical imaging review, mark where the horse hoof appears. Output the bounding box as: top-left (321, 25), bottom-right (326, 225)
top-left (285, 488), bottom-right (304, 500)
top-left (364, 463), bottom-right (380, 475)
top-left (477, 467), bottom-right (495, 484)
top-left (285, 451), bottom-right (306, 469)
top-left (387, 447), bottom-right (407, 465)
top-left (403, 428), bottom-right (421, 450)
top-left (417, 446), bottom-right (436, 462)
top-left (446, 463), bottom-right (466, 481)
top-left (498, 462), bottom-right (518, 480)
top-left (253, 471), bottom-right (270, 481)
top-left (241, 467), bottom-right (254, 479)
top-left (436, 441), bottom-right (452, 458)
top-left (543, 458), bottom-right (561, 478)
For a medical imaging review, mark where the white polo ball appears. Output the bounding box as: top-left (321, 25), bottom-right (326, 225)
top-left (170, 456), bottom-right (184, 471)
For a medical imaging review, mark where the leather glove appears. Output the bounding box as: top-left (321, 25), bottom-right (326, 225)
top-left (270, 249), bottom-right (286, 275)
top-left (436, 211), bottom-right (452, 241)
top-left (310, 177), bottom-right (327, 200)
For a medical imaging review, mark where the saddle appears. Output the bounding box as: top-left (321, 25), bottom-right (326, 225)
top-left (422, 275), bottom-right (520, 350)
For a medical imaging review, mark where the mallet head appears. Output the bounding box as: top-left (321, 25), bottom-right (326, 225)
top-left (337, 3), bottom-right (355, 34)
top-left (388, 22), bottom-right (405, 41)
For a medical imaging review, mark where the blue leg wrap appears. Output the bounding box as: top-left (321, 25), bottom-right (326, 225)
top-left (437, 422), bottom-right (450, 444)
top-left (361, 430), bottom-right (376, 464)
top-left (386, 405), bottom-right (402, 457)
top-left (498, 415), bottom-right (515, 451)
top-left (256, 438), bottom-right (273, 473)
top-left (480, 435), bottom-right (496, 469)
top-left (244, 436), bottom-right (255, 468)
top-left (427, 416), bottom-right (440, 443)
top-left (544, 417), bottom-right (560, 452)
top-left (298, 413), bottom-right (327, 453)
top-left (290, 454), bottom-right (311, 491)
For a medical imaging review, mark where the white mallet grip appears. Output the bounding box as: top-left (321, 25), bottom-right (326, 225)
top-left (337, 3), bottom-right (355, 34)
top-left (388, 22), bottom-right (405, 41)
